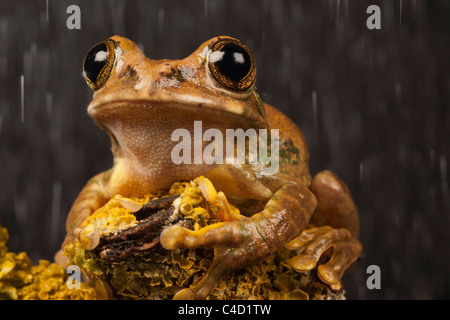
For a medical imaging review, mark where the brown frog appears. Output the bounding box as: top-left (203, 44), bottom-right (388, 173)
top-left (60, 35), bottom-right (362, 299)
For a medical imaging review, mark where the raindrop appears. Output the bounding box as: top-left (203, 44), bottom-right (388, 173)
top-left (14, 197), bottom-right (27, 229)
top-left (46, 91), bottom-right (53, 118)
top-left (359, 162), bottom-right (364, 183)
top-left (312, 91), bottom-right (318, 130)
top-left (50, 181), bottom-right (62, 245)
top-left (23, 50), bottom-right (32, 83)
top-left (344, 0), bottom-right (349, 21)
top-left (30, 43), bottom-right (37, 70)
top-left (0, 18), bottom-right (9, 52)
top-left (158, 8), bottom-right (164, 34)
top-left (109, 0), bottom-right (125, 35)
top-left (429, 148), bottom-right (435, 164)
top-left (336, 0), bottom-right (340, 23)
top-left (395, 81), bottom-right (402, 106)
top-left (137, 42), bottom-right (145, 54)
top-left (439, 155), bottom-right (448, 202)
top-left (20, 75), bottom-right (24, 123)
top-left (0, 54), bottom-right (6, 79)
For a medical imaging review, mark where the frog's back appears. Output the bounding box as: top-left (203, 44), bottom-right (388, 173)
top-left (264, 104), bottom-right (311, 186)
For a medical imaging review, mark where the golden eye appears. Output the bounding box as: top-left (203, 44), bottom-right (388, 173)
top-left (207, 38), bottom-right (256, 92)
top-left (83, 39), bottom-right (116, 90)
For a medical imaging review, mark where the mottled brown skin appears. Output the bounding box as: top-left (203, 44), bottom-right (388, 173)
top-left (59, 35), bottom-right (362, 299)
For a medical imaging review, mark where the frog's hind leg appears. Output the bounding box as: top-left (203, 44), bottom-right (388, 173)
top-left (286, 170), bottom-right (363, 288)
top-left (309, 170), bottom-right (360, 238)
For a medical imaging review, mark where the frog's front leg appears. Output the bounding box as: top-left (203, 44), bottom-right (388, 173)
top-left (160, 181), bottom-right (317, 300)
top-left (286, 170), bottom-right (363, 288)
top-left (56, 172), bottom-right (109, 265)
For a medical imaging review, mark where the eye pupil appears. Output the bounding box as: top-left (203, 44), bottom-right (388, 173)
top-left (84, 43), bottom-right (108, 84)
top-left (208, 39), bottom-right (256, 92)
top-left (83, 40), bottom-right (116, 90)
top-left (213, 43), bottom-right (251, 82)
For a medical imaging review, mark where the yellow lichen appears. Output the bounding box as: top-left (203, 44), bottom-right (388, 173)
top-left (81, 194), bottom-right (144, 237)
top-left (1, 176), bottom-right (345, 300)
top-left (62, 176), bottom-right (344, 300)
top-left (0, 223), bottom-right (97, 300)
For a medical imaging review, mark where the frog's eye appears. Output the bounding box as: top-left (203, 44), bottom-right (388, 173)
top-left (207, 38), bottom-right (256, 92)
top-left (83, 39), bottom-right (116, 90)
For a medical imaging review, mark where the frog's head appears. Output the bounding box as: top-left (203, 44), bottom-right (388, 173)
top-left (83, 36), bottom-right (267, 144)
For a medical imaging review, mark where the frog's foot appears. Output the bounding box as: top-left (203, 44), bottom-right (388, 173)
top-left (160, 179), bottom-right (317, 300)
top-left (285, 226), bottom-right (362, 289)
top-left (160, 220), bottom-right (255, 299)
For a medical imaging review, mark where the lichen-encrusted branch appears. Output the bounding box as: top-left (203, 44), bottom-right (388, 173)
top-left (93, 195), bottom-right (188, 262)
top-left (133, 194), bottom-right (180, 220)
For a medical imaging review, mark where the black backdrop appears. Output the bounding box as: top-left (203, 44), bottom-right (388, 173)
top-left (0, 0), bottom-right (449, 299)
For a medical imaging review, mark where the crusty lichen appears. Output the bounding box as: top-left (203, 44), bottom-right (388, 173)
top-left (0, 223), bottom-right (97, 300)
top-left (1, 177), bottom-right (346, 300)
top-left (81, 194), bottom-right (142, 237)
top-left (63, 176), bottom-right (345, 300)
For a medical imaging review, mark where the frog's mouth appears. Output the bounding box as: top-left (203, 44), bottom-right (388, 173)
top-left (87, 97), bottom-right (267, 130)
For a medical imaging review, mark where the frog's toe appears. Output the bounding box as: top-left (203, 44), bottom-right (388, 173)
top-left (173, 287), bottom-right (196, 300)
top-left (159, 225), bottom-right (190, 250)
top-left (288, 226), bottom-right (362, 286)
top-left (160, 218), bottom-right (256, 300)
top-left (172, 248), bottom-right (237, 300)
top-left (316, 240), bottom-right (362, 285)
top-left (160, 220), bottom-right (247, 251)
top-left (288, 227), bottom-right (352, 271)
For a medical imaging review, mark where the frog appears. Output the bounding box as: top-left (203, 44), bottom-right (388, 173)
top-left (60, 35), bottom-right (362, 300)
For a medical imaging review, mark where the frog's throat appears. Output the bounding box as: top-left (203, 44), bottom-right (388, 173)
top-left (88, 100), bottom-right (268, 162)
top-left (88, 101), bottom-right (268, 192)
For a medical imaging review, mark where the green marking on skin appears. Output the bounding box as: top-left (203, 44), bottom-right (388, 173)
top-left (279, 139), bottom-right (300, 165)
top-left (237, 221), bottom-right (255, 248)
top-left (102, 167), bottom-right (114, 182)
top-left (255, 222), bottom-right (266, 242)
top-left (253, 212), bottom-right (267, 243)
top-left (69, 216), bottom-right (82, 229)
top-left (265, 206), bottom-right (275, 214)
top-left (255, 92), bottom-right (265, 117)
top-left (175, 68), bottom-right (184, 82)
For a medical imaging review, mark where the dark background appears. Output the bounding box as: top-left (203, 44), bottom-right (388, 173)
top-left (0, 0), bottom-right (448, 299)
